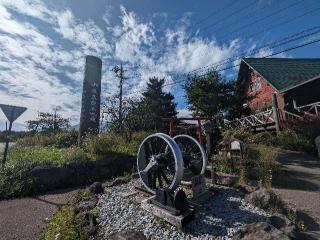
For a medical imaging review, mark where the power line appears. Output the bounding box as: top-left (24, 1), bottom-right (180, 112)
top-left (188, 26), bottom-right (320, 75)
top-left (161, 36), bottom-right (320, 87)
top-left (190, 0), bottom-right (312, 61)
top-left (129, 2), bottom-right (319, 74)
top-left (192, 0), bottom-right (239, 27)
top-left (216, 0), bottom-right (305, 41)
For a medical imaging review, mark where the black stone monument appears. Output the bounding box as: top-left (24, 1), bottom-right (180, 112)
top-left (78, 55), bottom-right (102, 142)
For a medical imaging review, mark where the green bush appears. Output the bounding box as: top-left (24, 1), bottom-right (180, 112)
top-left (247, 145), bottom-right (279, 188)
top-left (275, 130), bottom-right (314, 153)
top-left (0, 160), bottom-right (39, 199)
top-left (53, 130), bottom-right (78, 148)
top-left (222, 128), bottom-right (314, 154)
top-left (83, 131), bottom-right (152, 156)
top-left (14, 130), bottom-right (78, 149)
top-left (212, 154), bottom-right (241, 174)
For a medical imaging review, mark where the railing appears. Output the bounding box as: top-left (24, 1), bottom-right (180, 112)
top-left (226, 108), bottom-right (275, 129)
top-left (296, 101), bottom-right (320, 116)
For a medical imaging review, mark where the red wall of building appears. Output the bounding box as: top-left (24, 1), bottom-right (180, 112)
top-left (245, 71), bottom-right (285, 112)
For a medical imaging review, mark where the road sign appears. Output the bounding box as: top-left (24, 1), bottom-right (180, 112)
top-left (0, 104), bottom-right (27, 123)
top-left (0, 104), bottom-right (27, 166)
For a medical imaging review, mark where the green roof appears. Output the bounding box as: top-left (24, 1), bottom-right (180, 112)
top-left (242, 58), bottom-right (320, 93)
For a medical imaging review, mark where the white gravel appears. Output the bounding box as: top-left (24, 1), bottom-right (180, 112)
top-left (97, 180), bottom-right (269, 240)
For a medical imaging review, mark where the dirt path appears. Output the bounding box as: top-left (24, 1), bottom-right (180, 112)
top-left (272, 150), bottom-right (320, 232)
top-left (0, 188), bottom-right (78, 240)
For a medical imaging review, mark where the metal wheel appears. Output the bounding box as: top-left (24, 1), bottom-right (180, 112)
top-left (137, 133), bottom-right (184, 194)
top-left (173, 135), bottom-right (207, 184)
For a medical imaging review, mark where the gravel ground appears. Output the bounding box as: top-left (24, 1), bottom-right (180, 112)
top-left (97, 180), bottom-right (269, 240)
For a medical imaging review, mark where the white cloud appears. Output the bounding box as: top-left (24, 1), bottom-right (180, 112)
top-left (0, 1), bottom-right (243, 129)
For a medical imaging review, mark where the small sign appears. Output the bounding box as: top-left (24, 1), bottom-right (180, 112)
top-left (191, 174), bottom-right (207, 199)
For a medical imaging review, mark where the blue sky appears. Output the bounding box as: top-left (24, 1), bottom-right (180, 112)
top-left (0, 0), bottom-right (319, 130)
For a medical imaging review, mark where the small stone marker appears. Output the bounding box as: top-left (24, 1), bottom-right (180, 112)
top-left (315, 136), bottom-right (320, 159)
top-left (191, 174), bottom-right (208, 199)
top-left (230, 140), bottom-right (241, 150)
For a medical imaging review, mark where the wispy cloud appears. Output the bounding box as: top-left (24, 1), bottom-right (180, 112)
top-left (0, 1), bottom-right (245, 128)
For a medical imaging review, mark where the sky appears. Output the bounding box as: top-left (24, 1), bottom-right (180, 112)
top-left (0, 0), bottom-right (319, 130)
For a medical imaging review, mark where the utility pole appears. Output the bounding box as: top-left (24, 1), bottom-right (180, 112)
top-left (112, 63), bottom-right (127, 131)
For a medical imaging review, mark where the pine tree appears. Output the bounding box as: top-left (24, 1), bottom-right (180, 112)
top-left (128, 77), bottom-right (177, 130)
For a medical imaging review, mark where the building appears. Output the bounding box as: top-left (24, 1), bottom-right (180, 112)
top-left (237, 58), bottom-right (320, 113)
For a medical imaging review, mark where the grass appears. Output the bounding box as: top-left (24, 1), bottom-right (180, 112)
top-left (7, 146), bottom-right (98, 167)
top-left (41, 206), bottom-right (88, 240)
top-left (222, 128), bottom-right (315, 154)
top-left (247, 145), bottom-right (279, 188)
top-left (0, 131), bottom-right (147, 199)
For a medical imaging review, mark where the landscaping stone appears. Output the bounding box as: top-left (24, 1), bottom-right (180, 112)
top-left (28, 157), bottom-right (134, 192)
top-left (270, 213), bottom-right (297, 238)
top-left (89, 182), bottom-right (103, 194)
top-left (232, 222), bottom-right (290, 240)
top-left (245, 187), bottom-right (273, 210)
top-left (29, 166), bottom-right (70, 188)
top-left (108, 231), bottom-right (148, 240)
top-left (74, 197), bottom-right (97, 214)
top-left (216, 172), bottom-right (240, 186)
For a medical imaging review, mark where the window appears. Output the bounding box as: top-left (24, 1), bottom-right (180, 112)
top-left (249, 77), bottom-right (261, 92)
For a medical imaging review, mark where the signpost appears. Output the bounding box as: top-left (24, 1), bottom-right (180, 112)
top-left (78, 55), bottom-right (102, 142)
top-left (0, 104), bottom-right (27, 166)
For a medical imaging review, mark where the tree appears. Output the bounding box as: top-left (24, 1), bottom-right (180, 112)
top-left (26, 110), bottom-right (70, 133)
top-left (138, 77), bottom-right (177, 130)
top-left (184, 70), bottom-right (235, 120)
top-left (103, 77), bottom-right (177, 132)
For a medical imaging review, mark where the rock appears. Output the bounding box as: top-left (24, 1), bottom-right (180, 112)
top-left (108, 231), bottom-right (148, 240)
top-left (106, 176), bottom-right (131, 187)
top-left (89, 182), bottom-right (103, 194)
top-left (74, 197), bottom-right (97, 213)
top-left (245, 187), bottom-right (276, 210)
top-left (232, 222), bottom-right (290, 240)
top-left (216, 172), bottom-right (240, 186)
top-left (270, 213), bottom-right (296, 238)
top-left (29, 166), bottom-right (70, 188)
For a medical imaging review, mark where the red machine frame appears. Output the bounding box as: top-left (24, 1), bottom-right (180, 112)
top-left (162, 117), bottom-right (209, 144)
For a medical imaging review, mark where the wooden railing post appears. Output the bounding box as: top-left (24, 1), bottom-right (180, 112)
top-left (272, 93), bottom-right (280, 133)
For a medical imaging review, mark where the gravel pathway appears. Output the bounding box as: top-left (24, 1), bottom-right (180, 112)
top-left (97, 180), bottom-right (269, 240)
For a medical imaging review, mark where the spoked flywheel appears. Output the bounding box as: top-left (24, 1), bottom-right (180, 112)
top-left (137, 133), bottom-right (184, 194)
top-left (173, 135), bottom-right (207, 184)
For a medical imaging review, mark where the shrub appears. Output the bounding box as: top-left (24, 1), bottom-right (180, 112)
top-left (53, 130), bottom-right (78, 148)
top-left (83, 131), bottom-right (152, 156)
top-left (15, 130), bottom-right (78, 149)
top-left (15, 134), bottom-right (53, 148)
top-left (212, 154), bottom-right (241, 174)
top-left (275, 130), bottom-right (314, 154)
top-left (282, 115), bottom-right (320, 142)
top-left (83, 134), bottom-right (115, 155)
top-left (222, 128), bottom-right (314, 154)
top-left (0, 160), bottom-right (39, 199)
top-left (247, 145), bottom-right (279, 188)
top-left (222, 127), bottom-right (253, 142)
